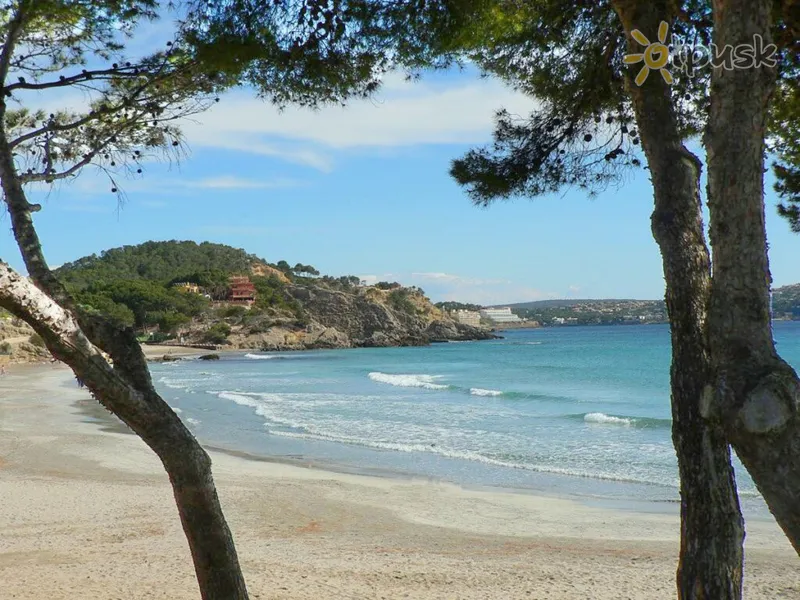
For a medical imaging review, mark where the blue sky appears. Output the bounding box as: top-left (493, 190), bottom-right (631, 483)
top-left (1, 64), bottom-right (797, 305)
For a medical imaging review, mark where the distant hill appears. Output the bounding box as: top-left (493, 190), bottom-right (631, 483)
top-left (490, 284), bottom-right (800, 326)
top-left (773, 284), bottom-right (800, 318)
top-left (495, 299), bottom-right (646, 310)
top-left (53, 240), bottom-right (494, 350)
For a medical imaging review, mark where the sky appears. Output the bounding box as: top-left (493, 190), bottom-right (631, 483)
top-left (1, 24), bottom-right (798, 305)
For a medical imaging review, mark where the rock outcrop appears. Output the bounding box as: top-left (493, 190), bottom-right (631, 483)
top-left (0, 318), bottom-right (51, 364)
top-left (179, 283), bottom-right (499, 352)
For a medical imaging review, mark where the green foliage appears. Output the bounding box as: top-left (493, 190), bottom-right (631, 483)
top-left (374, 281), bottom-right (402, 290)
top-left (436, 301), bottom-right (482, 312)
top-left (76, 279), bottom-right (208, 329)
top-left (292, 263), bottom-right (320, 276)
top-left (0, 0), bottom-right (223, 191)
top-left (27, 333), bottom-right (46, 348)
top-left (76, 293), bottom-right (137, 328)
top-left (772, 81), bottom-right (800, 231)
top-left (388, 289), bottom-right (419, 315)
top-left (0, 341), bottom-right (11, 354)
top-left (170, 269), bottom-right (232, 300)
top-left (316, 274), bottom-right (361, 290)
top-left (772, 284), bottom-right (800, 318)
top-left (220, 305), bottom-right (248, 319)
top-left (251, 275), bottom-right (302, 316)
top-left (159, 312), bottom-right (191, 334)
top-left (203, 322), bottom-right (232, 344)
top-left (57, 241), bottom-right (258, 289)
top-left (513, 302), bottom-right (667, 326)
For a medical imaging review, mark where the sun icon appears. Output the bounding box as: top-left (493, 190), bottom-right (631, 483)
top-left (623, 21), bottom-right (674, 86)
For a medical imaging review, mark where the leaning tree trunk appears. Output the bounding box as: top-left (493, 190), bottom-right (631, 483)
top-left (613, 1), bottom-right (745, 597)
top-left (0, 129), bottom-right (249, 598)
top-left (706, 0), bottom-right (800, 554)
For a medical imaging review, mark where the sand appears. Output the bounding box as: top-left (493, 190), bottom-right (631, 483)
top-left (0, 365), bottom-right (797, 599)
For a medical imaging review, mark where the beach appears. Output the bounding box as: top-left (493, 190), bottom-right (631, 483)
top-left (0, 365), bottom-right (797, 599)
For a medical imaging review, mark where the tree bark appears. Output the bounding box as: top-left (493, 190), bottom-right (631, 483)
top-left (706, 0), bottom-right (800, 555)
top-left (613, 1), bottom-right (745, 597)
top-left (0, 259), bottom-right (250, 600)
top-left (0, 143), bottom-right (249, 599)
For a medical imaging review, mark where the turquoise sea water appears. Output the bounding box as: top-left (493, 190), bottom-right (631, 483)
top-left (151, 322), bottom-right (800, 514)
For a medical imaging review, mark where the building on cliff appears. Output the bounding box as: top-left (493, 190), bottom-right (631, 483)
top-left (453, 309), bottom-right (482, 327)
top-left (173, 282), bottom-right (201, 294)
top-left (479, 307), bottom-right (523, 323)
top-left (228, 275), bottom-right (256, 305)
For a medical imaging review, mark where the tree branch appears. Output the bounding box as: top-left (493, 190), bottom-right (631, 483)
top-left (19, 152), bottom-right (96, 183)
top-left (9, 111), bottom-right (99, 149)
top-left (0, 1), bottom-right (29, 90)
top-left (5, 65), bottom-right (144, 93)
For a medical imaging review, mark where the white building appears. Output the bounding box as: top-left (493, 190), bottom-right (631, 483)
top-left (453, 309), bottom-right (482, 327)
top-left (479, 307), bottom-right (522, 323)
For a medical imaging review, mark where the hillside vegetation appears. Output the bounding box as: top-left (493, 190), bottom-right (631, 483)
top-left (495, 284), bottom-right (800, 326)
top-left (53, 240), bottom-right (493, 350)
top-left (773, 284), bottom-right (800, 318)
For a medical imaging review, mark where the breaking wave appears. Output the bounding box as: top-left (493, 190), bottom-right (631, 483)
top-left (368, 372), bottom-right (449, 390)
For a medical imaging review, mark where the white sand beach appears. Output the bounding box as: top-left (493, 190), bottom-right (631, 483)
top-left (0, 365), bottom-right (797, 599)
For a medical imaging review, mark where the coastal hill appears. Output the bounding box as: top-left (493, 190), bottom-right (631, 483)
top-left (44, 240), bottom-right (494, 353)
top-left (492, 284), bottom-right (800, 326)
top-left (499, 299), bottom-right (668, 326)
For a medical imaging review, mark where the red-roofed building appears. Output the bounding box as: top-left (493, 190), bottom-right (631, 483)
top-left (228, 275), bottom-right (256, 304)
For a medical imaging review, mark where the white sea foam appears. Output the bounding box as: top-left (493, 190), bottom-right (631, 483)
top-left (368, 372), bottom-right (448, 390)
top-left (159, 377), bottom-right (188, 390)
top-left (216, 391), bottom-right (262, 408)
top-left (267, 430), bottom-right (669, 487)
top-left (169, 406), bottom-right (182, 414)
top-left (186, 418), bottom-right (200, 426)
top-left (215, 391), bottom-right (307, 429)
top-left (245, 353), bottom-right (277, 360)
top-left (584, 412), bottom-right (633, 426)
top-left (470, 388), bottom-right (503, 397)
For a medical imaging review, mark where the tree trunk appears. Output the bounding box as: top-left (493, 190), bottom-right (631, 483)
top-left (613, 2), bottom-right (745, 597)
top-left (0, 262), bottom-right (250, 600)
top-left (0, 134), bottom-right (250, 598)
top-left (706, 0), bottom-right (800, 555)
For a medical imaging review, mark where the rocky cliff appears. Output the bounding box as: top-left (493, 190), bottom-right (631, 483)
top-left (0, 318), bottom-right (51, 364)
top-left (51, 240), bottom-right (499, 353)
top-left (180, 283), bottom-right (498, 351)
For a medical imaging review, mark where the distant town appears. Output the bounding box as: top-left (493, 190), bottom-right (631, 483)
top-left (437, 284), bottom-right (800, 328)
top-left (436, 300), bottom-right (669, 328)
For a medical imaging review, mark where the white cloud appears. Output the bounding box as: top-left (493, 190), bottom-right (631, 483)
top-left (184, 176), bottom-right (299, 190)
top-left (15, 70), bottom-right (538, 172)
top-left (181, 76), bottom-right (538, 169)
top-left (26, 170), bottom-right (300, 198)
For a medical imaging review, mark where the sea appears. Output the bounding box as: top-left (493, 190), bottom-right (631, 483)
top-left (150, 322), bottom-right (800, 516)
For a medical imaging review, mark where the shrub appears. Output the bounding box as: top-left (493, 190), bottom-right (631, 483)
top-left (28, 333), bottom-right (46, 348)
top-left (202, 322), bottom-right (232, 344)
top-left (0, 342), bottom-right (11, 354)
top-left (221, 305), bottom-right (247, 319)
top-left (388, 289), bottom-right (418, 315)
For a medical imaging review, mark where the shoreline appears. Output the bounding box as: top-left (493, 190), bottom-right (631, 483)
top-left (0, 365), bottom-right (797, 598)
top-left (64, 361), bottom-right (775, 520)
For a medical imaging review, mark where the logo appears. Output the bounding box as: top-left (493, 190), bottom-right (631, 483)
top-left (624, 21), bottom-right (779, 86)
top-left (624, 21), bottom-right (673, 86)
